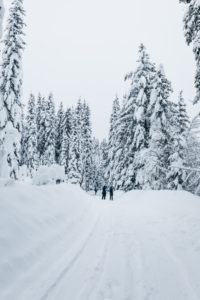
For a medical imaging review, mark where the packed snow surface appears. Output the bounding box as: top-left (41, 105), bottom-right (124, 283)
top-left (0, 184), bottom-right (200, 300)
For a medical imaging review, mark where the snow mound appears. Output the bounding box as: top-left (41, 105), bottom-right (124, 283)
top-left (0, 178), bottom-right (15, 187)
top-left (32, 164), bottom-right (65, 186)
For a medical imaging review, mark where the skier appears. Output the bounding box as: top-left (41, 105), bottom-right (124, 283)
top-left (95, 186), bottom-right (98, 195)
top-left (102, 185), bottom-right (107, 200)
top-left (109, 186), bottom-right (114, 200)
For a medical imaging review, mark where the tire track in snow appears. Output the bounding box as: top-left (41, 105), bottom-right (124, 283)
top-left (77, 233), bottom-right (110, 300)
top-left (40, 215), bottom-right (102, 300)
top-left (160, 236), bottom-right (199, 300)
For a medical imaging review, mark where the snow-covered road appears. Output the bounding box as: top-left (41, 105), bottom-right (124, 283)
top-left (1, 184), bottom-right (200, 300)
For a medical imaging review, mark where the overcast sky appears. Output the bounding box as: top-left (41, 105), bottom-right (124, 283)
top-left (4, 0), bottom-right (197, 140)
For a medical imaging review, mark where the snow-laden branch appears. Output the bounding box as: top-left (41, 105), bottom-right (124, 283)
top-left (0, 0), bottom-right (4, 38)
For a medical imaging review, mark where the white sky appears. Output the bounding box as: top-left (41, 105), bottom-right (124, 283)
top-left (4, 0), bottom-right (198, 140)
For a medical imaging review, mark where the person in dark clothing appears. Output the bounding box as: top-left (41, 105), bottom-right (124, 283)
top-left (109, 186), bottom-right (114, 200)
top-left (95, 186), bottom-right (98, 195)
top-left (102, 186), bottom-right (107, 200)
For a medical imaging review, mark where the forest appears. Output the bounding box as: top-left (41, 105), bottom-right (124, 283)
top-left (0, 0), bottom-right (200, 196)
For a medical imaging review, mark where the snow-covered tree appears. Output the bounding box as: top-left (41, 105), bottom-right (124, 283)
top-left (0, 0), bottom-right (4, 38)
top-left (25, 94), bottom-right (38, 174)
top-left (36, 94), bottom-right (46, 163)
top-left (180, 0), bottom-right (200, 103)
top-left (91, 138), bottom-right (104, 190)
top-left (119, 44), bottom-right (156, 190)
top-left (68, 107), bottom-right (82, 185)
top-left (106, 96), bottom-right (120, 185)
top-left (61, 108), bottom-right (72, 174)
top-left (81, 102), bottom-right (93, 191)
top-left (42, 93), bottom-right (56, 166)
top-left (177, 91), bottom-right (190, 136)
top-left (55, 102), bottom-right (65, 164)
top-left (100, 139), bottom-right (109, 184)
top-left (0, 0), bottom-right (25, 179)
top-left (143, 65), bottom-right (173, 189)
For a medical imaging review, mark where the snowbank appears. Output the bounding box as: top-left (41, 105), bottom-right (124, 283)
top-left (32, 164), bottom-right (65, 186)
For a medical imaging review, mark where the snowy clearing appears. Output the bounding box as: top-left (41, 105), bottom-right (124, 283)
top-left (0, 184), bottom-right (200, 300)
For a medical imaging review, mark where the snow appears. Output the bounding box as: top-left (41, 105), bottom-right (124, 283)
top-left (32, 164), bottom-right (65, 186)
top-left (0, 184), bottom-right (200, 299)
top-left (0, 0), bottom-right (4, 38)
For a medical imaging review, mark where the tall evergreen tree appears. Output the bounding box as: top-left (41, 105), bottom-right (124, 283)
top-left (81, 102), bottom-right (93, 191)
top-left (61, 108), bottom-right (72, 175)
top-left (121, 44), bottom-right (156, 190)
top-left (42, 93), bottom-right (56, 166)
top-left (36, 94), bottom-right (46, 164)
top-left (106, 96), bottom-right (120, 185)
top-left (180, 0), bottom-right (200, 103)
top-left (91, 138), bottom-right (104, 189)
top-left (144, 65), bottom-right (173, 189)
top-left (68, 107), bottom-right (82, 185)
top-left (100, 139), bottom-right (109, 184)
top-left (0, 0), bottom-right (25, 179)
top-left (55, 102), bottom-right (65, 164)
top-left (0, 0), bottom-right (4, 38)
top-left (25, 94), bottom-right (38, 174)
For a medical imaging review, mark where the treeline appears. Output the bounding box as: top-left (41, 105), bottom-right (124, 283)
top-left (21, 95), bottom-right (105, 190)
top-left (103, 44), bottom-right (192, 191)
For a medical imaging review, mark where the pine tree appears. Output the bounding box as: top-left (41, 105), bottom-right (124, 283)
top-left (177, 91), bottom-right (190, 136)
top-left (42, 93), bottom-right (56, 166)
top-left (36, 94), bottom-right (46, 164)
top-left (91, 138), bottom-right (104, 190)
top-left (20, 106), bottom-right (27, 166)
top-left (61, 108), bottom-right (72, 175)
top-left (55, 102), bottom-right (65, 164)
top-left (25, 94), bottom-right (38, 174)
top-left (81, 102), bottom-right (93, 191)
top-left (121, 44), bottom-right (156, 190)
top-left (167, 93), bottom-right (190, 190)
top-left (0, 0), bottom-right (4, 38)
top-left (180, 0), bottom-right (200, 103)
top-left (68, 108), bottom-right (82, 185)
top-left (0, 0), bottom-right (25, 179)
top-left (144, 65), bottom-right (173, 189)
top-left (106, 96), bottom-right (120, 185)
top-left (100, 139), bottom-right (109, 184)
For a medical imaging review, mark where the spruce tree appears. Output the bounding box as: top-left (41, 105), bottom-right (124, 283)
top-left (55, 102), bottom-right (65, 164)
top-left (100, 139), bottom-right (109, 184)
top-left (177, 91), bottom-right (190, 136)
top-left (68, 108), bottom-right (82, 185)
top-left (180, 0), bottom-right (200, 103)
top-left (91, 138), bottom-right (104, 189)
top-left (25, 94), bottom-right (38, 174)
top-left (167, 93), bottom-right (190, 190)
top-left (0, 0), bottom-right (25, 179)
top-left (20, 106), bottom-right (27, 167)
top-left (106, 96), bottom-right (120, 185)
top-left (122, 44), bottom-right (156, 190)
top-left (42, 93), bottom-right (56, 166)
top-left (37, 94), bottom-right (46, 164)
top-left (81, 102), bottom-right (93, 191)
top-left (61, 108), bottom-right (72, 175)
top-left (0, 0), bottom-right (4, 38)
top-left (145, 65), bottom-right (173, 189)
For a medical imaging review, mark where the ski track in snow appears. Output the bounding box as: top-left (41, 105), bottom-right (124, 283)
top-left (1, 185), bottom-right (200, 300)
